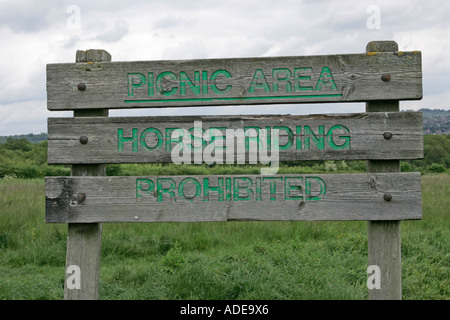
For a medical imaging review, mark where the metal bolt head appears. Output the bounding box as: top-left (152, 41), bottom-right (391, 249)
top-left (77, 193), bottom-right (86, 203)
top-left (383, 132), bottom-right (393, 140)
top-left (381, 73), bottom-right (390, 82)
top-left (80, 136), bottom-right (88, 144)
top-left (77, 83), bottom-right (86, 90)
top-left (383, 193), bottom-right (392, 201)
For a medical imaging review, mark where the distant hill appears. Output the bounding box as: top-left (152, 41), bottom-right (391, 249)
top-left (417, 108), bottom-right (450, 134)
top-left (420, 108), bottom-right (450, 118)
top-left (0, 133), bottom-right (48, 144)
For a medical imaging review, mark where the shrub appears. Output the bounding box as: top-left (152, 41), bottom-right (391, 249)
top-left (43, 165), bottom-right (71, 177)
top-left (324, 161), bottom-right (337, 171)
top-left (427, 163), bottom-right (447, 173)
top-left (401, 161), bottom-right (414, 172)
top-left (0, 163), bottom-right (11, 178)
top-left (106, 164), bottom-right (122, 176)
top-left (14, 164), bottom-right (42, 179)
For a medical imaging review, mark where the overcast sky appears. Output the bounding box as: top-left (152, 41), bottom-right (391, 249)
top-left (0, 0), bottom-right (449, 135)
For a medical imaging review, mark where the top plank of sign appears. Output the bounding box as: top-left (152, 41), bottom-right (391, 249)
top-left (46, 50), bottom-right (422, 110)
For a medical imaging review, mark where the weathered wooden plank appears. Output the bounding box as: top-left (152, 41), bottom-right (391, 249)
top-left (45, 173), bottom-right (422, 223)
top-left (46, 52), bottom-right (422, 110)
top-left (47, 112), bottom-right (423, 164)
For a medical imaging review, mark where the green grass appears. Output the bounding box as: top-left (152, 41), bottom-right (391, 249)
top-left (0, 174), bottom-right (448, 300)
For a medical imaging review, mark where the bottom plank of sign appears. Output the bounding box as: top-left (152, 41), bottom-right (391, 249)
top-left (45, 173), bottom-right (422, 223)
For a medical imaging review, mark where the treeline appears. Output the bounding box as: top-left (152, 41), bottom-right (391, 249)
top-left (0, 135), bottom-right (449, 179)
top-left (0, 133), bottom-right (47, 144)
top-left (0, 139), bottom-right (68, 179)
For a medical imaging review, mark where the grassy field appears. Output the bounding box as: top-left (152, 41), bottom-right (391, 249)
top-left (0, 174), bottom-right (448, 300)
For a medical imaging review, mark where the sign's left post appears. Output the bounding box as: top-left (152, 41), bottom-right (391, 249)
top-left (63, 49), bottom-right (111, 300)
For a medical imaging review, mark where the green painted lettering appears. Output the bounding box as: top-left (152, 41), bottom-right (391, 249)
top-left (127, 73), bottom-right (146, 97)
top-left (148, 73), bottom-right (154, 96)
top-left (327, 125), bottom-right (351, 150)
top-left (263, 177), bottom-right (283, 201)
top-left (265, 126), bottom-right (272, 151)
top-left (233, 177), bottom-right (253, 201)
top-left (285, 177), bottom-right (303, 200)
top-left (305, 177), bottom-right (326, 201)
top-left (118, 128), bottom-right (138, 152)
top-left (244, 126), bottom-right (261, 151)
top-left (296, 126), bottom-right (302, 150)
top-left (187, 126), bottom-right (206, 152)
top-left (156, 71), bottom-right (178, 96)
top-left (136, 178), bottom-right (155, 202)
top-left (157, 178), bottom-right (176, 202)
top-left (208, 127), bottom-right (226, 151)
top-left (180, 71), bottom-right (201, 95)
top-left (203, 177), bottom-right (224, 201)
top-left (248, 69), bottom-right (271, 93)
top-left (272, 68), bottom-right (292, 92)
top-left (210, 70), bottom-right (232, 94)
top-left (202, 71), bottom-right (208, 94)
top-left (294, 67), bottom-right (313, 91)
top-left (226, 177), bottom-right (232, 201)
top-left (178, 177), bottom-right (201, 201)
top-left (165, 128), bottom-right (186, 152)
top-left (137, 176), bottom-right (326, 203)
top-left (304, 126), bottom-right (325, 150)
top-left (274, 126), bottom-right (293, 150)
top-left (315, 67), bottom-right (337, 91)
top-left (140, 128), bottom-right (163, 151)
top-left (255, 177), bottom-right (261, 201)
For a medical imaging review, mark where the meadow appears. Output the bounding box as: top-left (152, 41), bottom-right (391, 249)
top-left (0, 173), bottom-right (448, 300)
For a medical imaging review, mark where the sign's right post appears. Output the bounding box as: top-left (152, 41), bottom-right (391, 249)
top-left (366, 40), bottom-right (402, 300)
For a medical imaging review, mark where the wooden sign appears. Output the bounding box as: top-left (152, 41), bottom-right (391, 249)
top-left (46, 52), bottom-right (422, 110)
top-left (45, 43), bottom-right (424, 300)
top-left (47, 112), bottom-right (423, 164)
top-left (45, 172), bottom-right (422, 223)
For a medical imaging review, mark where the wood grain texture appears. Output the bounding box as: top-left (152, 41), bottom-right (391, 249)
top-left (63, 49), bottom-right (110, 301)
top-left (45, 173), bottom-right (422, 223)
top-left (366, 40), bottom-right (402, 300)
top-left (64, 223), bottom-right (102, 300)
top-left (368, 220), bottom-right (401, 300)
top-left (47, 112), bottom-right (423, 164)
top-left (46, 52), bottom-right (422, 110)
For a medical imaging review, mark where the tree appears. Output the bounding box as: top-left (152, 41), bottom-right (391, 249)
top-left (4, 137), bottom-right (33, 152)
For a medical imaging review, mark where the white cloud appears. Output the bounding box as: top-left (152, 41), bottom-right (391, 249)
top-left (94, 21), bottom-right (129, 43)
top-left (0, 0), bottom-right (448, 136)
top-left (0, 99), bottom-right (70, 135)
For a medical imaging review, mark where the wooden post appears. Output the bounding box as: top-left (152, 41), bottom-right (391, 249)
top-left (366, 41), bottom-right (402, 300)
top-left (64, 50), bottom-right (111, 300)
